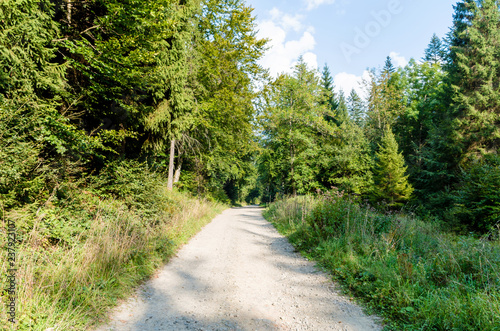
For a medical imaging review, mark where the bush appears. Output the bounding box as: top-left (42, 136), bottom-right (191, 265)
top-left (0, 161), bottom-right (224, 330)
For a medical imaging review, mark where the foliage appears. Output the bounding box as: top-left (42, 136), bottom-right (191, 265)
top-left (0, 162), bottom-right (224, 330)
top-left (448, 0), bottom-right (500, 164)
top-left (423, 33), bottom-right (447, 65)
top-left (347, 89), bottom-right (365, 127)
top-left (372, 126), bottom-right (413, 208)
top-left (452, 154), bottom-right (500, 232)
top-left (265, 195), bottom-right (500, 330)
top-left (318, 122), bottom-right (374, 196)
top-left (258, 59), bottom-right (335, 196)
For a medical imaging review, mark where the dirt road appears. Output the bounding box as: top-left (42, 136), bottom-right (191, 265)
top-left (96, 206), bottom-right (381, 331)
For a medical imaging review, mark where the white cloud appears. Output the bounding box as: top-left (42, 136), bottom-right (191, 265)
top-left (334, 71), bottom-right (371, 101)
top-left (302, 52), bottom-right (318, 70)
top-left (305, 0), bottom-right (336, 11)
top-left (389, 52), bottom-right (408, 67)
top-left (256, 10), bottom-right (318, 77)
top-left (269, 8), bottom-right (304, 32)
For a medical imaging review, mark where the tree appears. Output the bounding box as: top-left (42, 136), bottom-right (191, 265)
top-left (320, 64), bottom-right (338, 118)
top-left (0, 0), bottom-right (92, 206)
top-left (371, 126), bottom-right (413, 207)
top-left (365, 59), bottom-right (407, 145)
top-left (423, 34), bottom-right (447, 64)
top-left (259, 59), bottom-right (334, 196)
top-left (318, 122), bottom-right (373, 196)
top-left (452, 154), bottom-right (500, 233)
top-left (447, 0), bottom-right (500, 164)
top-left (383, 56), bottom-right (396, 75)
top-left (189, 0), bottom-right (267, 198)
top-left (347, 89), bottom-right (365, 126)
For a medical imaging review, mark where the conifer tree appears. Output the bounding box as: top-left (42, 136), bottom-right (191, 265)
top-left (348, 89), bottom-right (365, 126)
top-left (383, 56), bottom-right (396, 75)
top-left (447, 0), bottom-right (500, 163)
top-left (320, 64), bottom-right (338, 116)
top-left (423, 34), bottom-right (446, 64)
top-left (335, 90), bottom-right (349, 125)
top-left (371, 126), bottom-right (413, 207)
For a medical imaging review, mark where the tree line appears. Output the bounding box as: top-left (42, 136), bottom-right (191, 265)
top-left (257, 0), bottom-right (500, 233)
top-left (1, 0), bottom-right (265, 206)
top-left (1, 0), bottom-right (499, 233)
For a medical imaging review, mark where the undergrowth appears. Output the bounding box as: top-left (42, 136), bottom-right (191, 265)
top-left (264, 192), bottom-right (500, 330)
top-left (0, 160), bottom-right (225, 330)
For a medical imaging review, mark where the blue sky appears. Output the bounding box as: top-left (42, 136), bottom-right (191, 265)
top-left (248, 0), bottom-right (457, 97)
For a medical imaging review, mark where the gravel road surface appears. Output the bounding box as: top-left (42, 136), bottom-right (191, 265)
top-left (95, 206), bottom-right (381, 331)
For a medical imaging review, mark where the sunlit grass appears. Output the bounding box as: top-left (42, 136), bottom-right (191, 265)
top-left (0, 168), bottom-right (225, 330)
top-left (264, 194), bottom-right (500, 330)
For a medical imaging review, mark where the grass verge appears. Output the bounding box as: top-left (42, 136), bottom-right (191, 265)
top-left (263, 192), bottom-right (500, 330)
top-left (0, 161), bottom-right (225, 330)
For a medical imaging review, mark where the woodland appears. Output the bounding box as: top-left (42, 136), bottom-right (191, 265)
top-left (1, 0), bottom-right (500, 329)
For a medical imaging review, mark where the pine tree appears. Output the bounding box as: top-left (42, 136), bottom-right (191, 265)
top-left (320, 64), bottom-right (338, 115)
top-left (447, 0), bottom-right (500, 163)
top-left (371, 126), bottom-right (413, 207)
top-left (259, 59), bottom-right (333, 196)
top-left (335, 90), bottom-right (349, 125)
top-left (347, 89), bottom-right (365, 126)
top-left (423, 33), bottom-right (446, 64)
top-left (383, 56), bottom-right (396, 75)
top-left (0, 0), bottom-right (88, 205)
top-left (319, 122), bottom-right (373, 196)
top-left (365, 62), bottom-right (406, 145)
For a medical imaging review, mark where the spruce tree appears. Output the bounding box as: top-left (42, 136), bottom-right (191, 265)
top-left (320, 64), bottom-right (338, 115)
top-left (348, 89), bottom-right (365, 126)
top-left (371, 126), bottom-right (413, 207)
top-left (383, 56), bottom-right (396, 75)
top-left (335, 90), bottom-right (349, 125)
top-left (423, 33), bottom-right (446, 64)
top-left (448, 0), bottom-right (500, 163)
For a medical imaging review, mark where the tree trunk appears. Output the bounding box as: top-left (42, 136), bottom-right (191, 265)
top-left (167, 139), bottom-right (175, 190)
top-left (67, 0), bottom-right (72, 24)
top-left (174, 159), bottom-right (182, 183)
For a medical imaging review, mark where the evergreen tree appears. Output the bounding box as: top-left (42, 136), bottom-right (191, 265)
top-left (448, 0), bottom-right (500, 163)
top-left (318, 122), bottom-right (373, 196)
top-left (423, 33), bottom-right (446, 64)
top-left (335, 90), bottom-right (349, 125)
top-left (347, 89), bottom-right (365, 126)
top-left (371, 126), bottom-right (413, 207)
top-left (0, 0), bottom-right (90, 205)
top-left (320, 64), bottom-right (338, 116)
top-left (365, 63), bottom-right (406, 145)
top-left (383, 56), bottom-right (396, 75)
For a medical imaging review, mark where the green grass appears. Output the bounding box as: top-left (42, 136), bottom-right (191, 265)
top-left (264, 193), bottom-right (500, 330)
top-left (0, 161), bottom-right (226, 330)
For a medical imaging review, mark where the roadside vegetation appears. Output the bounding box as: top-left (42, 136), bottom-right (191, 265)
top-left (264, 194), bottom-right (500, 330)
top-left (0, 161), bottom-right (225, 330)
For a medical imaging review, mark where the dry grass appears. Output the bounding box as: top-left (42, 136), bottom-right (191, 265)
top-left (0, 187), bottom-right (224, 330)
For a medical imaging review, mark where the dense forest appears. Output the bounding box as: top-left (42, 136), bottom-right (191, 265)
top-left (258, 0), bottom-right (500, 234)
top-left (0, 0), bottom-right (499, 329)
top-left (2, 0), bottom-right (499, 233)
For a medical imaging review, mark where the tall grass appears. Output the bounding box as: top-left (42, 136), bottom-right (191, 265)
top-left (0, 162), bottom-right (225, 330)
top-left (265, 193), bottom-right (500, 330)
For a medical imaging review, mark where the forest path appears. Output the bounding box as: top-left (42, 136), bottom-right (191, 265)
top-left (95, 206), bottom-right (381, 331)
